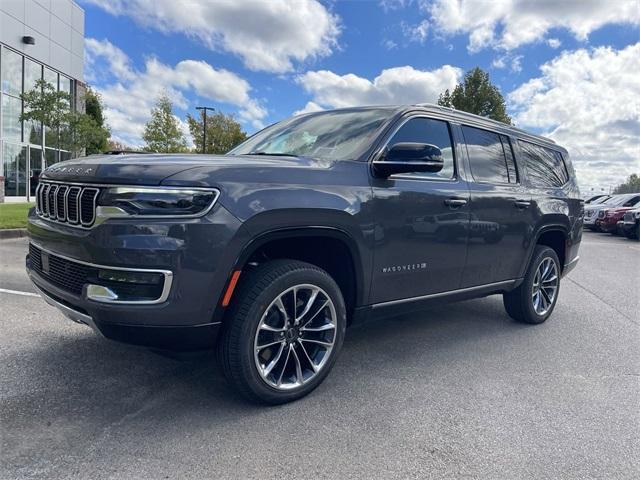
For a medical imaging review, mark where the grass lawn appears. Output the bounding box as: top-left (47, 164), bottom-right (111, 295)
top-left (0, 202), bottom-right (34, 229)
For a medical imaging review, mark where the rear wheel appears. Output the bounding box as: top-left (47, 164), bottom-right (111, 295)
top-left (218, 260), bottom-right (346, 404)
top-left (503, 245), bottom-right (560, 324)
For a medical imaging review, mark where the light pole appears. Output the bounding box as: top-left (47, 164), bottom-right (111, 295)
top-left (195, 106), bottom-right (215, 154)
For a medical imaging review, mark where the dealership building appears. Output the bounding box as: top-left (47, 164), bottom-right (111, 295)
top-left (1, 0), bottom-right (84, 202)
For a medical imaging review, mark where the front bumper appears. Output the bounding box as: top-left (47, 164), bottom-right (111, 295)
top-left (26, 203), bottom-right (249, 350)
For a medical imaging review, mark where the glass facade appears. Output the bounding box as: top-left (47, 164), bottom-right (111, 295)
top-left (1, 44), bottom-right (78, 200)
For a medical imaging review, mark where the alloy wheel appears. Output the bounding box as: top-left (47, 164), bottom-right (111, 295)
top-left (531, 257), bottom-right (559, 316)
top-left (253, 284), bottom-right (337, 390)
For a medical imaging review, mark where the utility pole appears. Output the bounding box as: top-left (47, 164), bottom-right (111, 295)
top-left (195, 106), bottom-right (215, 154)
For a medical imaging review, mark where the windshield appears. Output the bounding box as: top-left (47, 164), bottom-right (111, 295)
top-left (229, 108), bottom-right (396, 161)
top-left (590, 196), bottom-right (610, 205)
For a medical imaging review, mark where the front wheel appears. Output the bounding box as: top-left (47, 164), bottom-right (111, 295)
top-left (503, 245), bottom-right (561, 324)
top-left (218, 260), bottom-right (346, 404)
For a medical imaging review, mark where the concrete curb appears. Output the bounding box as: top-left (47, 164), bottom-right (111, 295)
top-left (0, 228), bottom-right (28, 240)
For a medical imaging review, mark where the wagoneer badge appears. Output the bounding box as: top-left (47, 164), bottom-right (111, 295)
top-left (382, 262), bottom-right (427, 274)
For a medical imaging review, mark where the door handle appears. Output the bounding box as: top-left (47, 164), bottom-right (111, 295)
top-left (444, 198), bottom-right (468, 208)
top-left (514, 200), bottom-right (531, 209)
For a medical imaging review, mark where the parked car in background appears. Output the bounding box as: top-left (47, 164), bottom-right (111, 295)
top-left (621, 207), bottom-right (640, 240)
top-left (584, 194), bottom-right (640, 231)
top-left (584, 194), bottom-right (609, 204)
top-left (595, 196), bottom-right (640, 234)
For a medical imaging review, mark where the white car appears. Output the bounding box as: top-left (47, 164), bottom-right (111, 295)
top-left (584, 194), bottom-right (640, 230)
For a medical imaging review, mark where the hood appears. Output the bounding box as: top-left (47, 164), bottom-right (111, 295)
top-left (40, 153), bottom-right (332, 185)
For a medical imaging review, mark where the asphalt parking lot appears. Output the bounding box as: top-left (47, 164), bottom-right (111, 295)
top-left (1, 232), bottom-right (638, 479)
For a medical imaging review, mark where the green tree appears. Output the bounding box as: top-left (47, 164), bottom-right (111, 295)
top-left (83, 87), bottom-right (110, 154)
top-left (20, 79), bottom-right (110, 157)
top-left (20, 79), bottom-right (69, 149)
top-left (142, 95), bottom-right (188, 153)
top-left (613, 173), bottom-right (640, 194)
top-left (438, 67), bottom-right (512, 124)
top-left (186, 110), bottom-right (247, 154)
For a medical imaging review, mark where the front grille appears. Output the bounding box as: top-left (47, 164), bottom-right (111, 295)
top-left (29, 244), bottom-right (96, 295)
top-left (35, 182), bottom-right (99, 227)
top-left (623, 211), bottom-right (634, 222)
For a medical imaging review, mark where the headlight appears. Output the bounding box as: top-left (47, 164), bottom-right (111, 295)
top-left (97, 187), bottom-right (219, 218)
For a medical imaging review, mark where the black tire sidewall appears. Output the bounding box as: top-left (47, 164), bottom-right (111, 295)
top-left (229, 262), bottom-right (346, 403)
top-left (521, 246), bottom-right (561, 323)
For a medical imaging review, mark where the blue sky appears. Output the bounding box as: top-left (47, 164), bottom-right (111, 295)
top-left (81, 0), bottom-right (639, 190)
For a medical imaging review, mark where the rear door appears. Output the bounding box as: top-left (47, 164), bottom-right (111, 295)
top-left (459, 126), bottom-right (534, 287)
top-left (369, 116), bottom-right (470, 304)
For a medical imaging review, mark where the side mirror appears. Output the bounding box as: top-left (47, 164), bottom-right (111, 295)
top-left (372, 142), bottom-right (444, 178)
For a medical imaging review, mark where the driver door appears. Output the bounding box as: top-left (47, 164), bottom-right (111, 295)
top-left (369, 116), bottom-right (470, 304)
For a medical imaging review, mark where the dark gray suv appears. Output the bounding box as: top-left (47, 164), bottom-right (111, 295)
top-left (26, 104), bottom-right (582, 403)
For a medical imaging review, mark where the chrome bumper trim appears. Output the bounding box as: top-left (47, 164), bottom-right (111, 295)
top-left (30, 241), bottom-right (173, 305)
top-left (31, 281), bottom-right (97, 330)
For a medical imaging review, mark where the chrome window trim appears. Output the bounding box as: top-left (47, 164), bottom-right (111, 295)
top-left (30, 241), bottom-right (174, 305)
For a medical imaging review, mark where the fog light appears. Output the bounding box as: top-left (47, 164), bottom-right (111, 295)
top-left (86, 284), bottom-right (119, 302)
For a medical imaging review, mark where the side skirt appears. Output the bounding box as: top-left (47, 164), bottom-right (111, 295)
top-left (351, 279), bottom-right (521, 325)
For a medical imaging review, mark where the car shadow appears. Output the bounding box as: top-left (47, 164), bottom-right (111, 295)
top-left (2, 295), bottom-right (538, 468)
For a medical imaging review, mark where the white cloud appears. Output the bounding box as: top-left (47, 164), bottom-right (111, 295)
top-left (293, 101), bottom-right (325, 116)
top-left (85, 38), bottom-right (267, 146)
top-left (84, 0), bottom-right (340, 73)
top-left (547, 38), bottom-right (561, 49)
top-left (509, 43), bottom-right (640, 189)
top-left (297, 65), bottom-right (462, 110)
top-left (402, 19), bottom-right (430, 44)
top-left (492, 53), bottom-right (523, 73)
top-left (426, 0), bottom-right (640, 52)
top-left (379, 0), bottom-right (413, 12)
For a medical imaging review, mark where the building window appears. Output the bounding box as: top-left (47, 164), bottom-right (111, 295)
top-left (1, 48), bottom-right (22, 96)
top-left (24, 58), bottom-right (43, 93)
top-left (2, 143), bottom-right (28, 197)
top-left (1, 94), bottom-right (23, 142)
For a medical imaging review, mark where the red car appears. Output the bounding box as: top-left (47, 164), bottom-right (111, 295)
top-left (596, 197), bottom-right (640, 234)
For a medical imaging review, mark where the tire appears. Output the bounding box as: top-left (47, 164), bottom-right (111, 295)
top-left (218, 260), bottom-right (346, 404)
top-left (503, 245), bottom-right (561, 324)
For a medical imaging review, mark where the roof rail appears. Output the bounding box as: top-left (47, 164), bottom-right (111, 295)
top-left (102, 150), bottom-right (151, 155)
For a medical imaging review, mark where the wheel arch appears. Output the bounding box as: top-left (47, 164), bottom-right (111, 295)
top-left (521, 224), bottom-right (569, 277)
top-left (229, 227), bottom-right (366, 320)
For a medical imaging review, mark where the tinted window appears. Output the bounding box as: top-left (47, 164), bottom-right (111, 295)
top-left (462, 126), bottom-right (513, 184)
top-left (519, 140), bottom-right (569, 188)
top-left (387, 117), bottom-right (455, 179)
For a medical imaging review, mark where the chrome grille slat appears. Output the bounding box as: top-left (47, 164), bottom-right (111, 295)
top-left (67, 187), bottom-right (81, 224)
top-left (48, 185), bottom-right (58, 218)
top-left (80, 188), bottom-right (99, 226)
top-left (56, 186), bottom-right (68, 221)
top-left (36, 182), bottom-right (100, 228)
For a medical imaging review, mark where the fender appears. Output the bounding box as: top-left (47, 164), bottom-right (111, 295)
top-left (227, 225), bottom-right (369, 309)
top-left (518, 223), bottom-right (569, 279)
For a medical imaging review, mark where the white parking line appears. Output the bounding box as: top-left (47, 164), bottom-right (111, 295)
top-left (0, 288), bottom-right (39, 297)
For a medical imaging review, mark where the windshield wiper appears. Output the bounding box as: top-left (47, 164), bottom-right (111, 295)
top-left (244, 151), bottom-right (294, 156)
